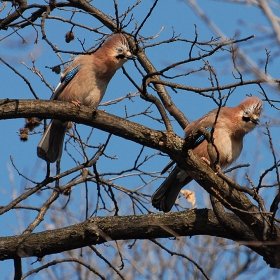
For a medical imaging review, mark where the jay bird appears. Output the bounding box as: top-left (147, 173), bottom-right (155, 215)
top-left (152, 96), bottom-right (263, 212)
top-left (37, 34), bottom-right (136, 163)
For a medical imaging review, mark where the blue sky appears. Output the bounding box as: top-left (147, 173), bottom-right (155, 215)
top-left (1, 0), bottom-right (280, 279)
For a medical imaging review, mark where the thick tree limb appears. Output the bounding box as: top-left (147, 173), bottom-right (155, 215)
top-left (0, 209), bottom-right (279, 268)
top-left (0, 211), bottom-right (261, 258)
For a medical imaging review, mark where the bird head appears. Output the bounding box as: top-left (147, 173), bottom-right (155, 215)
top-left (101, 33), bottom-right (136, 69)
top-left (239, 96), bottom-right (262, 131)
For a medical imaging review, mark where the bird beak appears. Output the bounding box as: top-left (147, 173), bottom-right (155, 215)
top-left (126, 53), bottom-right (137, 60)
top-left (251, 117), bottom-right (260, 125)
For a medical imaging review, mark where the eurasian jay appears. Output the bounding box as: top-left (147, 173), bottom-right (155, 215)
top-left (37, 34), bottom-right (136, 163)
top-left (152, 96), bottom-right (263, 212)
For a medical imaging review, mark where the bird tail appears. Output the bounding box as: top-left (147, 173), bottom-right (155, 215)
top-left (152, 166), bottom-right (192, 212)
top-left (37, 120), bottom-right (67, 163)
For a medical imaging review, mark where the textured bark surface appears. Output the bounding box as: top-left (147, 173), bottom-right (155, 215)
top-left (0, 209), bottom-right (249, 260)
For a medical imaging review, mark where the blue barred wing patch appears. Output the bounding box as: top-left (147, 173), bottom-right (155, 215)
top-left (64, 64), bottom-right (81, 83)
top-left (194, 126), bottom-right (212, 146)
top-left (51, 64), bottom-right (82, 100)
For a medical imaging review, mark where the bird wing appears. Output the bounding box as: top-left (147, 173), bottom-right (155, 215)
top-left (50, 64), bottom-right (81, 101)
top-left (160, 124), bottom-right (213, 175)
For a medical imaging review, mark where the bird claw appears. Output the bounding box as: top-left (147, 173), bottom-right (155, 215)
top-left (201, 157), bottom-right (210, 165)
top-left (71, 100), bottom-right (81, 107)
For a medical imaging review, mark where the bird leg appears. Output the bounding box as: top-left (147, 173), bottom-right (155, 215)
top-left (71, 100), bottom-right (81, 107)
top-left (201, 156), bottom-right (210, 165)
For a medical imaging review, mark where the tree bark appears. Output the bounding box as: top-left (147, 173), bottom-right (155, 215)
top-left (0, 209), bottom-right (256, 260)
top-left (0, 209), bottom-right (279, 268)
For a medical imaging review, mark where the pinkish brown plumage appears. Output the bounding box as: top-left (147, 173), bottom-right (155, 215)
top-left (37, 34), bottom-right (136, 163)
top-left (152, 96), bottom-right (262, 212)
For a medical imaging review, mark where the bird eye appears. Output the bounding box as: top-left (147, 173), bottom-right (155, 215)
top-left (116, 47), bottom-right (124, 53)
